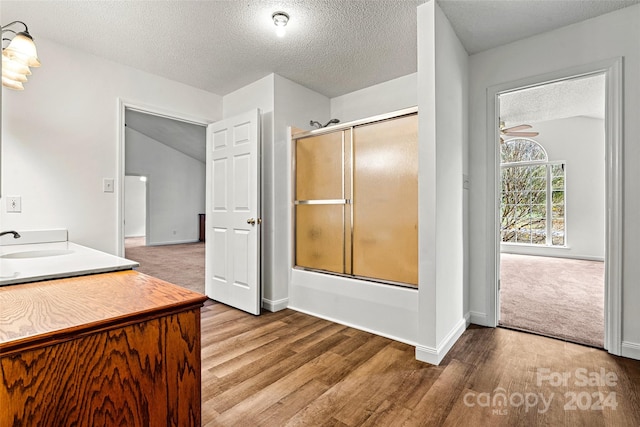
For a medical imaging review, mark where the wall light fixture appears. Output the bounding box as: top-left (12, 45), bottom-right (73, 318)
top-left (2, 21), bottom-right (41, 90)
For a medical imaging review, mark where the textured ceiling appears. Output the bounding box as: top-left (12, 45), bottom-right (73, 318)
top-left (1, 0), bottom-right (423, 98)
top-left (500, 73), bottom-right (606, 126)
top-left (438, 0), bottom-right (640, 55)
top-left (2, 0), bottom-right (638, 98)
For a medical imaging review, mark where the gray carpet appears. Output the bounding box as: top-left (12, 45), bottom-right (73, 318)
top-left (500, 253), bottom-right (604, 348)
top-left (125, 237), bottom-right (205, 295)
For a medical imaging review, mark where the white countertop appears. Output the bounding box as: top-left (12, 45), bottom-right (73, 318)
top-left (0, 241), bottom-right (139, 286)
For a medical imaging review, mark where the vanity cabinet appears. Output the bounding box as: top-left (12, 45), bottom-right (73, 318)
top-left (0, 270), bottom-right (208, 426)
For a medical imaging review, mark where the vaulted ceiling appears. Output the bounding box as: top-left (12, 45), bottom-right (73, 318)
top-left (125, 109), bottom-right (206, 162)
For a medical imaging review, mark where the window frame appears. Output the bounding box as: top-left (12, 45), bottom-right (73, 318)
top-left (500, 138), bottom-right (567, 248)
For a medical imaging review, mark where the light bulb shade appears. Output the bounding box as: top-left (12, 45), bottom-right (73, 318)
top-left (3, 32), bottom-right (40, 67)
top-left (272, 11), bottom-right (289, 27)
top-left (2, 67), bottom-right (28, 82)
top-left (2, 54), bottom-right (32, 75)
top-left (2, 75), bottom-right (25, 90)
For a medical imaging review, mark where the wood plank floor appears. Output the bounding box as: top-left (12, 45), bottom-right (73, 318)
top-left (200, 300), bottom-right (640, 426)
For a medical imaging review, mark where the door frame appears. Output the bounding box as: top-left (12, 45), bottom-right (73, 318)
top-left (485, 57), bottom-right (623, 355)
top-left (116, 99), bottom-right (213, 257)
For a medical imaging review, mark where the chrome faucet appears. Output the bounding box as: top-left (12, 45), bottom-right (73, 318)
top-left (0, 231), bottom-right (21, 239)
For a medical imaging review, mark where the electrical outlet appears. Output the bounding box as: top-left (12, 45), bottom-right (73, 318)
top-left (103, 178), bottom-right (115, 193)
top-left (6, 196), bottom-right (21, 213)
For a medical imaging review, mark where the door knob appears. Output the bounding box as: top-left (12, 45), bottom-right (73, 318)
top-left (247, 218), bottom-right (262, 225)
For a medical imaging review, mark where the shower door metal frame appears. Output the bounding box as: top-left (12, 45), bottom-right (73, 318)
top-left (291, 106), bottom-right (418, 288)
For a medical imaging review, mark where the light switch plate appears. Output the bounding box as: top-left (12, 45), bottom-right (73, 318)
top-left (103, 178), bottom-right (115, 193)
top-left (6, 196), bottom-right (21, 213)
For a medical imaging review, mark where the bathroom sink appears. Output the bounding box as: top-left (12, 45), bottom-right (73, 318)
top-left (0, 237), bottom-right (139, 286)
top-left (0, 249), bottom-right (74, 259)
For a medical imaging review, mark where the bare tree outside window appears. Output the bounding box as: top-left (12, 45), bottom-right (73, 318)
top-left (500, 138), bottom-right (565, 246)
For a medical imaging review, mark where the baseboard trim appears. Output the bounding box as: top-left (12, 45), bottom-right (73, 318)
top-left (501, 248), bottom-right (604, 262)
top-left (147, 239), bottom-right (200, 246)
top-left (415, 317), bottom-right (467, 365)
top-left (262, 297), bottom-right (288, 312)
top-left (464, 312), bottom-right (471, 327)
top-left (287, 305), bottom-right (417, 347)
top-left (621, 341), bottom-right (640, 361)
top-left (469, 311), bottom-right (488, 326)
top-left (415, 345), bottom-right (439, 365)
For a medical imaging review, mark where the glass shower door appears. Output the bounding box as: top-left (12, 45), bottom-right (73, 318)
top-left (352, 115), bottom-right (418, 285)
top-left (295, 130), bottom-right (351, 274)
top-left (293, 111), bottom-right (418, 287)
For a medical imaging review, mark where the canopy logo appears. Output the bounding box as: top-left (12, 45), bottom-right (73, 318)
top-left (463, 368), bottom-right (619, 415)
top-left (463, 388), bottom-right (553, 415)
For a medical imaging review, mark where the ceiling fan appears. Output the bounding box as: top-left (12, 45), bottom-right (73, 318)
top-left (500, 121), bottom-right (539, 142)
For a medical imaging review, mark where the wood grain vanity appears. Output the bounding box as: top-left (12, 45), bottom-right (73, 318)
top-left (0, 270), bottom-right (208, 426)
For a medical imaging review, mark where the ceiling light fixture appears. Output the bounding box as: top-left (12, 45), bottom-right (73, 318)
top-left (272, 11), bottom-right (289, 38)
top-left (1, 20), bottom-right (41, 90)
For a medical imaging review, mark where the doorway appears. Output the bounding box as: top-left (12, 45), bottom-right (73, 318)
top-left (497, 73), bottom-right (606, 347)
top-left (118, 102), bottom-right (209, 294)
top-left (496, 73), bottom-right (608, 347)
top-left (486, 58), bottom-right (623, 355)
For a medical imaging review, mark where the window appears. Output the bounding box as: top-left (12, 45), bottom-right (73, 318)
top-left (500, 138), bottom-right (565, 246)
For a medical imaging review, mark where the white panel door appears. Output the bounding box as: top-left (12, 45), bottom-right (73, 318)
top-left (205, 109), bottom-right (261, 315)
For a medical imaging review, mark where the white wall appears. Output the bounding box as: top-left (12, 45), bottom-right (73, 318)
top-left (125, 128), bottom-right (205, 245)
top-left (1, 38), bottom-right (221, 254)
top-left (223, 75), bottom-right (274, 119)
top-left (289, 270), bottom-right (419, 344)
top-left (415, 1), bottom-right (468, 364)
top-left (468, 4), bottom-right (640, 358)
top-left (330, 73), bottom-right (417, 123)
top-left (274, 75), bottom-right (330, 310)
top-left (124, 175), bottom-right (146, 237)
top-left (501, 116), bottom-right (605, 260)
top-left (223, 73), bottom-right (331, 311)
